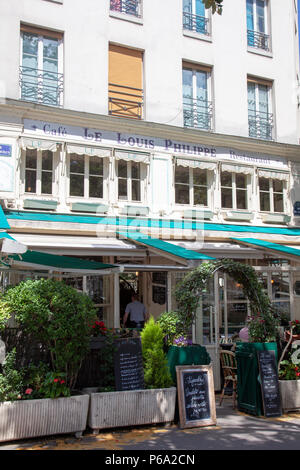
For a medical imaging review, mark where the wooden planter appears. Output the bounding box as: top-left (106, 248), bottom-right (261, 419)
top-left (279, 380), bottom-right (300, 413)
top-left (0, 394), bottom-right (90, 443)
top-left (88, 387), bottom-right (177, 433)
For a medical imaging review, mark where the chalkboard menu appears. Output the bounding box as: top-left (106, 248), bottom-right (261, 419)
top-left (114, 338), bottom-right (145, 391)
top-left (257, 351), bottom-right (282, 418)
top-left (176, 365), bottom-right (216, 428)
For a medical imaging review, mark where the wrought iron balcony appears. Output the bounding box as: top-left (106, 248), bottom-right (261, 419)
top-left (247, 30), bottom-right (270, 52)
top-left (110, 0), bottom-right (141, 18)
top-left (183, 96), bottom-right (213, 131)
top-left (183, 12), bottom-right (209, 35)
top-left (248, 111), bottom-right (273, 141)
top-left (19, 66), bottom-right (63, 107)
top-left (108, 83), bottom-right (143, 120)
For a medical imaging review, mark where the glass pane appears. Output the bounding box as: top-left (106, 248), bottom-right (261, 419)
top-left (221, 188), bottom-right (232, 208)
top-left (246, 0), bottom-right (254, 30)
top-left (23, 33), bottom-right (38, 57)
top-left (194, 187), bottom-right (207, 206)
top-left (183, 0), bottom-right (192, 14)
top-left (259, 177), bottom-right (269, 191)
top-left (271, 272), bottom-right (290, 301)
top-left (236, 189), bottom-right (247, 209)
top-left (196, 70), bottom-right (208, 101)
top-left (132, 180), bottom-right (141, 201)
top-left (236, 174), bottom-right (247, 189)
top-left (227, 277), bottom-right (247, 300)
top-left (43, 37), bottom-right (58, 61)
top-left (131, 162), bottom-right (140, 179)
top-left (182, 68), bottom-right (193, 98)
top-left (193, 168), bottom-right (207, 186)
top-left (247, 82), bottom-right (256, 114)
top-left (70, 154), bottom-right (84, 174)
top-left (221, 172), bottom-right (232, 187)
top-left (227, 303), bottom-right (248, 334)
top-left (196, 0), bottom-right (205, 16)
top-left (70, 174), bottom-right (84, 197)
top-left (25, 169), bottom-right (36, 193)
top-left (118, 160), bottom-right (127, 178)
top-left (175, 184), bottom-right (190, 204)
top-left (89, 156), bottom-right (103, 176)
top-left (258, 84), bottom-right (269, 114)
top-left (175, 166), bottom-right (189, 184)
top-left (86, 276), bottom-right (104, 304)
top-left (26, 149), bottom-right (37, 169)
top-left (260, 191), bottom-right (270, 211)
top-left (118, 178), bottom-right (127, 199)
top-left (42, 150), bottom-right (53, 171)
top-left (273, 179), bottom-right (283, 193)
top-left (89, 176), bottom-right (103, 198)
top-left (256, 0), bottom-right (265, 33)
top-left (274, 193), bottom-right (283, 212)
top-left (41, 171), bottom-right (52, 194)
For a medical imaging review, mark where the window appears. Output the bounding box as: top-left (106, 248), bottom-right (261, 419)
top-left (221, 172), bottom-right (248, 210)
top-left (118, 160), bottom-right (142, 201)
top-left (24, 149), bottom-right (54, 195)
top-left (259, 178), bottom-right (284, 213)
top-left (175, 166), bottom-right (208, 206)
top-left (183, 0), bottom-right (209, 35)
top-left (247, 78), bottom-right (273, 140)
top-left (110, 0), bottom-right (141, 18)
top-left (20, 25), bottom-right (63, 106)
top-left (246, 0), bottom-right (270, 51)
top-left (182, 64), bottom-right (213, 130)
top-left (108, 44), bottom-right (143, 119)
top-left (69, 154), bottom-right (104, 198)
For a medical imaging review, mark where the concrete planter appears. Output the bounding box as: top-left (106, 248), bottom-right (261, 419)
top-left (88, 387), bottom-right (177, 433)
top-left (279, 380), bottom-right (300, 413)
top-left (0, 394), bottom-right (90, 443)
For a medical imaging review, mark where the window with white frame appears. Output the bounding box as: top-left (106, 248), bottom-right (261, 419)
top-left (20, 25), bottom-right (63, 106)
top-left (248, 78), bottom-right (273, 141)
top-left (183, 0), bottom-right (209, 35)
top-left (110, 0), bottom-right (142, 18)
top-left (182, 64), bottom-right (213, 130)
top-left (259, 177), bottom-right (285, 213)
top-left (175, 166), bottom-right (209, 206)
top-left (246, 0), bottom-right (270, 51)
top-left (24, 149), bottom-right (54, 195)
top-left (69, 154), bottom-right (105, 199)
top-left (221, 172), bottom-right (249, 210)
top-left (117, 160), bottom-right (143, 202)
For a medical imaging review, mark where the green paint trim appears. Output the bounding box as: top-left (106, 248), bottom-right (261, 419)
top-left (232, 237), bottom-right (300, 257)
top-left (0, 206), bottom-right (10, 230)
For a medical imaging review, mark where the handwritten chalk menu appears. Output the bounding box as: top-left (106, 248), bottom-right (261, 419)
top-left (257, 351), bottom-right (282, 418)
top-left (114, 338), bottom-right (144, 391)
top-left (176, 364), bottom-right (216, 428)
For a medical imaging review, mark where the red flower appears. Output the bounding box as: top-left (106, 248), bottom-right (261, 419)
top-left (25, 388), bottom-right (33, 395)
top-left (60, 380), bottom-right (65, 384)
top-left (296, 372), bottom-right (300, 377)
top-left (53, 378), bottom-right (59, 383)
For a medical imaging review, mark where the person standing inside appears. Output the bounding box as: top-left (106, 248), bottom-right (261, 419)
top-left (123, 293), bottom-right (148, 329)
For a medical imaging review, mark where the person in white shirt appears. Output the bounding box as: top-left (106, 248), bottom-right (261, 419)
top-left (123, 293), bottom-right (148, 329)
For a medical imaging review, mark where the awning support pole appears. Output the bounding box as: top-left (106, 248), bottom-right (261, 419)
top-left (114, 272), bottom-right (120, 328)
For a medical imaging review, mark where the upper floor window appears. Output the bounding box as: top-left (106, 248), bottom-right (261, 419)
top-left (20, 25), bottom-right (63, 107)
top-left (117, 160), bottom-right (143, 202)
top-left (69, 154), bottom-right (105, 199)
top-left (183, 0), bottom-right (209, 36)
top-left (246, 0), bottom-right (270, 52)
top-left (108, 44), bottom-right (143, 120)
top-left (259, 176), bottom-right (286, 213)
top-left (247, 78), bottom-right (273, 141)
top-left (221, 171), bottom-right (248, 210)
top-left (24, 149), bottom-right (54, 195)
top-left (175, 163), bottom-right (212, 206)
top-left (182, 63), bottom-right (213, 131)
top-left (110, 0), bottom-right (141, 18)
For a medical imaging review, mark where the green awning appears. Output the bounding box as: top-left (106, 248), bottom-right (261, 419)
top-left (10, 250), bottom-right (123, 274)
top-left (232, 238), bottom-right (300, 261)
top-left (118, 231), bottom-right (214, 265)
top-left (0, 207), bottom-right (10, 230)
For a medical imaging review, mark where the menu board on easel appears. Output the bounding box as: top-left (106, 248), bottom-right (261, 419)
top-left (176, 364), bottom-right (217, 428)
top-left (257, 350), bottom-right (282, 418)
top-left (114, 337), bottom-right (145, 391)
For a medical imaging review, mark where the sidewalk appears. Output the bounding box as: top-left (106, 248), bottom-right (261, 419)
top-left (1, 396), bottom-right (300, 451)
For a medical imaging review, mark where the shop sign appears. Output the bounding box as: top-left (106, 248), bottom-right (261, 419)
top-left (0, 144), bottom-right (12, 157)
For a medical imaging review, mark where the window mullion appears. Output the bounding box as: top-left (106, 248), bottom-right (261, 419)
top-left (36, 151), bottom-right (42, 195)
top-left (232, 173), bottom-right (237, 209)
top-left (85, 155), bottom-right (89, 199)
top-left (270, 179), bottom-right (274, 212)
top-left (128, 161), bottom-right (131, 201)
top-left (190, 168), bottom-right (193, 206)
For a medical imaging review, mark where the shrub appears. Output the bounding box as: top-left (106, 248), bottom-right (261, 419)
top-left (141, 317), bottom-right (173, 389)
top-left (156, 311), bottom-right (185, 348)
top-left (0, 349), bottom-right (24, 402)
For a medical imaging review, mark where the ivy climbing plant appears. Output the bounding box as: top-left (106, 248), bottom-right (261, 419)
top-left (175, 259), bottom-right (278, 343)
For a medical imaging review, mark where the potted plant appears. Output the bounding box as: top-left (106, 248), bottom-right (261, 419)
top-left (284, 320), bottom-right (300, 343)
top-left (87, 317), bottom-right (177, 433)
top-left (0, 278), bottom-right (98, 442)
top-left (278, 334), bottom-right (300, 412)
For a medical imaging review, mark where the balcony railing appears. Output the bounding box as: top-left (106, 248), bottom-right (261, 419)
top-left (108, 83), bottom-right (143, 120)
top-left (183, 96), bottom-right (213, 131)
top-left (248, 111), bottom-right (273, 141)
top-left (183, 12), bottom-right (209, 35)
top-left (19, 66), bottom-right (63, 107)
top-left (247, 30), bottom-right (270, 52)
top-left (110, 0), bottom-right (141, 18)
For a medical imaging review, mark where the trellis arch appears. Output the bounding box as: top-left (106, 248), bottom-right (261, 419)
top-left (174, 259), bottom-right (277, 342)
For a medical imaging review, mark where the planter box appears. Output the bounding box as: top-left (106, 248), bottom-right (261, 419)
top-left (0, 394), bottom-right (90, 443)
top-left (88, 387), bottom-right (177, 433)
top-left (279, 380), bottom-right (300, 413)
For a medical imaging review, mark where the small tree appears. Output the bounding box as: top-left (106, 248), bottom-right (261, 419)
top-left (141, 317), bottom-right (173, 389)
top-left (0, 278), bottom-right (97, 389)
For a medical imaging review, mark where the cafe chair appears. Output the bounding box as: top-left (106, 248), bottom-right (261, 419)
top-left (219, 350), bottom-right (238, 409)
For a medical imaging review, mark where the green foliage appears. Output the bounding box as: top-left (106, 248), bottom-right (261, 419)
top-left (279, 341), bottom-right (300, 381)
top-left (202, 0), bottom-right (223, 15)
top-left (141, 317), bottom-right (173, 389)
top-left (156, 311), bottom-right (185, 347)
top-left (0, 278), bottom-right (98, 389)
top-left (0, 349), bottom-right (24, 402)
top-left (38, 372), bottom-right (71, 399)
top-left (0, 296), bottom-right (11, 331)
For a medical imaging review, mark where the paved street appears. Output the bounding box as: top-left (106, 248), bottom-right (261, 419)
top-left (1, 396), bottom-right (300, 452)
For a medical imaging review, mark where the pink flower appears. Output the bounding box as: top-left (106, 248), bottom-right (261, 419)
top-left (25, 388), bottom-right (33, 395)
top-left (53, 379), bottom-right (59, 383)
top-left (60, 380), bottom-right (65, 384)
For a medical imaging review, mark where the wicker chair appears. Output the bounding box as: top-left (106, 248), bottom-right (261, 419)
top-left (219, 349), bottom-right (237, 408)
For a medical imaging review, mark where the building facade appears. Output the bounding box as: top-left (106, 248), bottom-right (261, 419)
top-left (0, 0), bottom-right (300, 385)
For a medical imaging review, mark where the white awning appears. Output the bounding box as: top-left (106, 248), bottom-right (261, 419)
top-left (20, 138), bottom-right (59, 152)
top-left (221, 163), bottom-right (254, 175)
top-left (258, 169), bottom-right (289, 181)
top-left (176, 158), bottom-right (216, 171)
top-left (66, 144), bottom-right (111, 158)
top-left (115, 151), bottom-right (150, 164)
